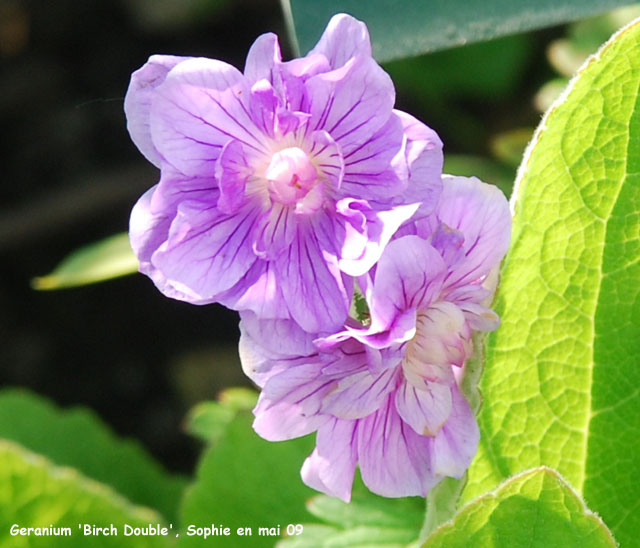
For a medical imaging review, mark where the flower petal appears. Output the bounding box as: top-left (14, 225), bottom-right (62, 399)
top-left (150, 201), bottom-right (260, 301)
top-left (215, 139), bottom-right (252, 214)
top-left (253, 363), bottom-right (333, 441)
top-left (124, 55), bottom-right (188, 167)
top-left (308, 13), bottom-right (371, 70)
top-left (395, 379), bottom-right (452, 437)
top-left (151, 58), bottom-right (267, 176)
top-left (369, 236), bottom-right (446, 329)
top-left (322, 367), bottom-right (399, 420)
top-left (301, 418), bottom-right (358, 502)
top-left (305, 55), bottom-right (394, 157)
top-left (253, 203), bottom-right (297, 259)
top-left (393, 110), bottom-right (443, 217)
top-left (437, 175), bottom-right (511, 288)
top-left (357, 394), bottom-right (439, 497)
top-left (275, 221), bottom-right (349, 333)
top-left (430, 385), bottom-right (479, 478)
top-left (244, 32), bottom-right (282, 84)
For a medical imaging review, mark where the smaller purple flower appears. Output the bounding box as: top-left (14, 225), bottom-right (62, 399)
top-left (239, 176), bottom-right (511, 500)
top-left (125, 14), bottom-right (443, 333)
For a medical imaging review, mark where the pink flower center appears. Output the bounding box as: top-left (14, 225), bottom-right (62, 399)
top-left (266, 147), bottom-right (318, 206)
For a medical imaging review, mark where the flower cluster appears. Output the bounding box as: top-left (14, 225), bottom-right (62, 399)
top-left (125, 14), bottom-right (511, 501)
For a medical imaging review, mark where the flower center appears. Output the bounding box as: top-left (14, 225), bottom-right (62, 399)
top-left (266, 147), bottom-right (318, 206)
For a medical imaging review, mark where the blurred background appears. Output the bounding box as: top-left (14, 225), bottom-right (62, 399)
top-left (1, 0), bottom-right (634, 473)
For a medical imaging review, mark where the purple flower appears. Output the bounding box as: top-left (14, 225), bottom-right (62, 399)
top-left (125, 14), bottom-right (443, 333)
top-left (239, 176), bottom-right (511, 500)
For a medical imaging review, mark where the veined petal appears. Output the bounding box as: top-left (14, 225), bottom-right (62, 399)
top-left (308, 13), bottom-right (371, 70)
top-left (151, 57), bottom-right (268, 176)
top-left (124, 54), bottom-right (188, 167)
top-left (244, 32), bottom-right (282, 84)
top-left (301, 418), bottom-right (358, 502)
top-left (321, 367), bottom-right (399, 420)
top-left (275, 222), bottom-right (349, 333)
top-left (335, 200), bottom-right (420, 277)
top-left (238, 312), bottom-right (315, 385)
top-left (368, 236), bottom-right (446, 329)
top-left (150, 200), bottom-right (260, 300)
top-left (357, 394), bottom-right (439, 497)
top-left (216, 140), bottom-right (252, 214)
top-left (253, 363), bottom-right (333, 441)
top-left (340, 112), bottom-right (407, 201)
top-left (437, 175), bottom-right (511, 288)
top-left (393, 110), bottom-right (443, 217)
top-left (130, 183), bottom-right (212, 304)
top-left (395, 379), bottom-right (452, 436)
top-left (430, 385), bottom-right (479, 478)
top-left (217, 259), bottom-right (288, 321)
top-left (305, 55), bottom-right (394, 157)
top-left (253, 203), bottom-right (297, 259)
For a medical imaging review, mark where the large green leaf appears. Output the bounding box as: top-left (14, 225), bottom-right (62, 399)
top-left (285, 0), bottom-right (631, 61)
top-left (0, 440), bottom-right (172, 547)
top-left (32, 232), bottom-right (138, 290)
top-left (424, 468), bottom-right (616, 547)
top-left (463, 17), bottom-right (640, 547)
top-left (178, 408), bottom-right (315, 547)
top-left (0, 389), bottom-right (185, 523)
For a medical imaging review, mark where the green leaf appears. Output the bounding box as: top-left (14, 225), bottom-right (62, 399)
top-left (178, 409), bottom-right (315, 547)
top-left (463, 17), bottom-right (640, 547)
top-left (278, 474), bottom-right (423, 548)
top-left (0, 440), bottom-right (172, 547)
top-left (0, 389), bottom-right (185, 523)
top-left (286, 0), bottom-right (631, 62)
top-left (32, 232), bottom-right (138, 290)
top-left (184, 388), bottom-right (257, 444)
top-left (424, 468), bottom-right (616, 547)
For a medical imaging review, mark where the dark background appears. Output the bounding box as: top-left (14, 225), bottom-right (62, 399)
top-left (0, 0), bottom-right (552, 473)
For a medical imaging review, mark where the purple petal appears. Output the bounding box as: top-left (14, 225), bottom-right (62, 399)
top-left (275, 221), bottom-right (349, 333)
top-left (393, 111), bottom-right (443, 217)
top-left (253, 363), bottom-right (333, 441)
top-left (244, 33), bottom-right (282, 84)
top-left (253, 204), bottom-right (297, 259)
top-left (305, 55), bottom-right (394, 157)
top-left (334, 199), bottom-right (420, 277)
top-left (321, 367), bottom-right (399, 420)
top-left (368, 236), bottom-right (446, 329)
top-left (124, 55), bottom-right (188, 167)
top-left (217, 260), bottom-right (288, 321)
top-left (309, 130), bottom-right (344, 191)
top-left (150, 201), bottom-right (260, 301)
top-left (301, 418), bottom-right (358, 502)
top-left (215, 140), bottom-right (251, 214)
top-left (357, 394), bottom-right (439, 497)
top-left (395, 379), bottom-right (452, 436)
top-left (340, 112), bottom-right (407, 201)
top-left (430, 385), bottom-right (479, 478)
top-left (129, 183), bottom-right (210, 303)
top-left (308, 14), bottom-right (371, 70)
top-left (150, 57), bottom-right (268, 176)
top-left (238, 312), bottom-right (315, 386)
top-left (437, 175), bottom-right (511, 288)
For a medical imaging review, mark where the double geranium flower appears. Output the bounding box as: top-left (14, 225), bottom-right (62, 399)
top-left (125, 14), bottom-right (511, 501)
top-left (125, 14), bottom-right (442, 333)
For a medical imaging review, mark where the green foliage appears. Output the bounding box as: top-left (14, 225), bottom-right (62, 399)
top-left (178, 406), bottom-right (316, 547)
top-left (279, 474), bottom-right (424, 548)
top-left (0, 389), bottom-right (185, 523)
top-left (286, 0), bottom-right (632, 61)
top-left (463, 17), bottom-right (640, 548)
top-left (424, 468), bottom-right (616, 547)
top-left (32, 232), bottom-right (138, 290)
top-left (184, 387), bottom-right (257, 444)
top-left (0, 440), bottom-right (172, 547)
